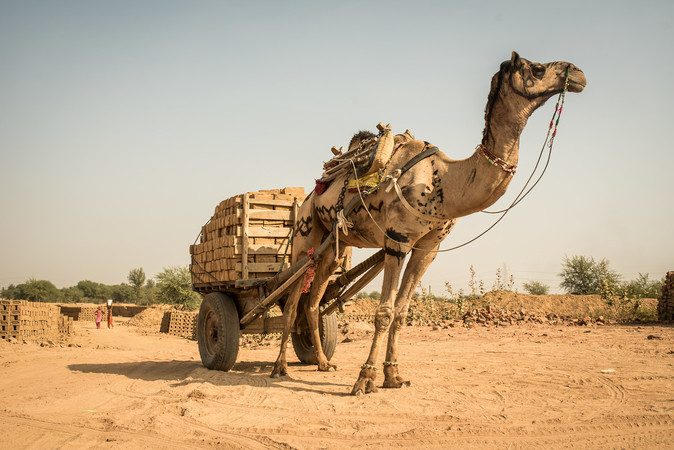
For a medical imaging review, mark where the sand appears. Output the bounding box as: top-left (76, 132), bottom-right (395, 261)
top-left (1, 316), bottom-right (673, 449)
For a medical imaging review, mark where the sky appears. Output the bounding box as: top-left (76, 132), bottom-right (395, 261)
top-left (1, 0), bottom-right (672, 295)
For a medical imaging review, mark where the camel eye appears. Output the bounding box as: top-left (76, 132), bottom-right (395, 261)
top-left (531, 65), bottom-right (546, 79)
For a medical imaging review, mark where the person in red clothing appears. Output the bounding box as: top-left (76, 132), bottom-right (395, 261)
top-left (95, 307), bottom-right (103, 329)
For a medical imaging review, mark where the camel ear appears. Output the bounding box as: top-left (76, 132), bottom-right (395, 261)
top-left (511, 51), bottom-right (522, 68)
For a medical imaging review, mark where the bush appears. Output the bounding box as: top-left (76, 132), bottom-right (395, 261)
top-left (622, 273), bottom-right (664, 299)
top-left (155, 266), bottom-right (202, 310)
top-left (559, 256), bottom-right (621, 295)
top-left (523, 280), bottom-right (549, 295)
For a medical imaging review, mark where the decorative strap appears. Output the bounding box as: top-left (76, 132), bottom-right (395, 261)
top-left (383, 361), bottom-right (398, 367)
top-left (392, 178), bottom-right (447, 222)
top-left (361, 363), bottom-right (377, 371)
top-left (398, 144), bottom-right (439, 178)
top-left (478, 145), bottom-right (517, 175)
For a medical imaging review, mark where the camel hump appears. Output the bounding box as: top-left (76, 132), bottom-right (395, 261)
top-left (362, 123), bottom-right (395, 177)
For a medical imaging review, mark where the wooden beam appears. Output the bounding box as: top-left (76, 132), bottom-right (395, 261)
top-left (322, 259), bottom-right (384, 317)
top-left (242, 193), bottom-right (250, 280)
top-left (239, 258), bottom-right (313, 326)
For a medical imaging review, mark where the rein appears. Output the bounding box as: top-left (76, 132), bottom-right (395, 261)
top-left (481, 67), bottom-right (569, 214)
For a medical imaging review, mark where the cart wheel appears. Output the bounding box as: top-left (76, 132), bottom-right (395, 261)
top-left (197, 292), bottom-right (240, 371)
top-left (292, 310), bottom-right (337, 364)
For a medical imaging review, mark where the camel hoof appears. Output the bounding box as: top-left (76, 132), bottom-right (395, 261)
top-left (353, 389), bottom-right (363, 396)
top-left (270, 373), bottom-right (280, 379)
top-left (318, 363), bottom-right (337, 372)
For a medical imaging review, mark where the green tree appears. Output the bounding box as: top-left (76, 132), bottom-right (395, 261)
top-left (22, 278), bottom-right (60, 302)
top-left (76, 280), bottom-right (108, 300)
top-left (559, 256), bottom-right (621, 295)
top-left (623, 273), bottom-right (664, 299)
top-left (127, 268), bottom-right (146, 301)
top-left (155, 266), bottom-right (201, 309)
top-left (523, 280), bottom-right (550, 295)
top-left (107, 284), bottom-right (133, 303)
top-left (61, 286), bottom-right (84, 303)
top-left (1, 284), bottom-right (23, 300)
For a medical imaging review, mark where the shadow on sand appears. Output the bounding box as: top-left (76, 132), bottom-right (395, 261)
top-left (67, 359), bottom-right (352, 396)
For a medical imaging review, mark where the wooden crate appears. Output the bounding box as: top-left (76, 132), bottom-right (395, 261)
top-left (189, 187), bottom-right (305, 285)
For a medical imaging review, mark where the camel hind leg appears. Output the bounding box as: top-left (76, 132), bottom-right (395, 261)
top-left (383, 220), bottom-right (455, 388)
top-left (303, 243), bottom-right (349, 372)
top-left (270, 194), bottom-right (327, 378)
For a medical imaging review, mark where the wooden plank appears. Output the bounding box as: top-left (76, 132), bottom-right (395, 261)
top-left (236, 262), bottom-right (285, 273)
top-left (241, 315), bottom-right (285, 334)
top-left (248, 209), bottom-right (292, 220)
top-left (247, 226), bottom-right (293, 238)
top-left (247, 198), bottom-right (298, 208)
top-left (243, 243), bottom-right (291, 256)
top-left (242, 193), bottom-right (249, 280)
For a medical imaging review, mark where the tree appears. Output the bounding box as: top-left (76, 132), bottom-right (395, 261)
top-left (155, 266), bottom-right (201, 309)
top-left (128, 268), bottom-right (146, 301)
top-left (523, 280), bottom-right (550, 295)
top-left (22, 278), bottom-right (60, 302)
top-left (623, 273), bottom-right (664, 299)
top-left (559, 256), bottom-right (621, 295)
top-left (61, 286), bottom-right (84, 303)
top-left (76, 280), bottom-right (108, 300)
top-left (110, 284), bottom-right (134, 303)
top-left (1, 284), bottom-right (23, 300)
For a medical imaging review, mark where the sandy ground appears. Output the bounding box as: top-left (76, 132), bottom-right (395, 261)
top-left (1, 317), bottom-right (673, 449)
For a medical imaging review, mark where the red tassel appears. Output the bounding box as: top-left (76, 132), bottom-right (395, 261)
top-left (315, 179), bottom-right (330, 195)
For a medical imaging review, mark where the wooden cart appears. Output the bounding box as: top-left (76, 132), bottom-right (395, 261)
top-left (190, 188), bottom-right (384, 371)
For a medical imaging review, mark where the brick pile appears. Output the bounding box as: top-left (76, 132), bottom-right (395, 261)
top-left (190, 187), bottom-right (305, 285)
top-left (167, 311), bottom-right (198, 340)
top-left (78, 306), bottom-right (98, 322)
top-left (657, 271), bottom-right (674, 321)
top-left (1, 300), bottom-right (73, 344)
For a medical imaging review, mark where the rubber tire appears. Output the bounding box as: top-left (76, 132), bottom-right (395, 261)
top-left (291, 311), bottom-right (337, 364)
top-left (197, 292), bottom-right (240, 371)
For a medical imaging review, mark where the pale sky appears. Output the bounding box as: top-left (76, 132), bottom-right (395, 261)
top-left (1, 0), bottom-right (672, 295)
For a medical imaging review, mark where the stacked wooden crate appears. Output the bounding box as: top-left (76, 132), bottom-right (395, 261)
top-left (190, 187), bottom-right (305, 285)
top-left (0, 300), bottom-right (72, 343)
top-left (657, 271), bottom-right (674, 321)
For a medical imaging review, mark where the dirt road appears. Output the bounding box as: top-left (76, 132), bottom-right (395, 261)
top-left (1, 317), bottom-right (673, 449)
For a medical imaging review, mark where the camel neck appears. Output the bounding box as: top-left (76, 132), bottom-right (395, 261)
top-left (435, 94), bottom-right (536, 219)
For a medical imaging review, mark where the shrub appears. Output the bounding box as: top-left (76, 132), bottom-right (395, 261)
top-left (559, 256), bottom-right (621, 295)
top-left (523, 280), bottom-right (549, 295)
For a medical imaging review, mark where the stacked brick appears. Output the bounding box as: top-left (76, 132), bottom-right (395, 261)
top-left (167, 311), bottom-right (198, 340)
top-left (657, 271), bottom-right (674, 322)
top-left (58, 305), bottom-right (99, 321)
top-left (190, 187), bottom-right (305, 285)
top-left (1, 300), bottom-right (73, 344)
top-left (78, 306), bottom-right (98, 322)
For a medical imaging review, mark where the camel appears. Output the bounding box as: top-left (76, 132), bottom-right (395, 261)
top-left (270, 51), bottom-right (586, 395)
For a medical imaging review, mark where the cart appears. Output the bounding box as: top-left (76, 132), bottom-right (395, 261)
top-left (190, 188), bottom-right (384, 372)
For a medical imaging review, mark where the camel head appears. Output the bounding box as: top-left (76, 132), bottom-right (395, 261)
top-left (482, 52), bottom-right (586, 143)
top-left (499, 51), bottom-right (586, 100)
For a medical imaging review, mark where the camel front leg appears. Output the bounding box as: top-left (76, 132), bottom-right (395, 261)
top-left (351, 249), bottom-right (407, 395)
top-left (382, 221), bottom-right (455, 389)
